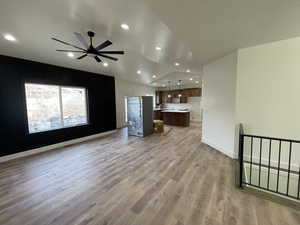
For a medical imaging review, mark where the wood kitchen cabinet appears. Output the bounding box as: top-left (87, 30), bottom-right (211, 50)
top-left (162, 112), bottom-right (190, 126)
top-left (154, 110), bottom-right (162, 120)
top-left (156, 88), bottom-right (201, 104)
top-left (155, 91), bottom-right (163, 105)
top-left (190, 88), bottom-right (201, 96)
top-left (162, 92), bottom-right (172, 103)
top-left (184, 88), bottom-right (201, 97)
top-left (172, 90), bottom-right (179, 98)
top-left (180, 96), bottom-right (188, 103)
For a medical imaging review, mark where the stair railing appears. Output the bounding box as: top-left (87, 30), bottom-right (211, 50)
top-left (239, 124), bottom-right (300, 201)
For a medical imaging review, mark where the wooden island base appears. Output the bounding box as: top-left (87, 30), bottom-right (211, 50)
top-left (162, 111), bottom-right (190, 127)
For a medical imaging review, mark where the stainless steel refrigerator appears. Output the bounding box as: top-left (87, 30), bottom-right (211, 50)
top-left (127, 96), bottom-right (153, 137)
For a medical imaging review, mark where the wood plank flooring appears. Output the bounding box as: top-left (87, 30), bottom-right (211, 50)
top-left (0, 123), bottom-right (299, 225)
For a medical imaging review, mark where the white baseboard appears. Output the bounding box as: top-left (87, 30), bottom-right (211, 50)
top-left (202, 138), bottom-right (238, 159)
top-left (0, 130), bottom-right (117, 163)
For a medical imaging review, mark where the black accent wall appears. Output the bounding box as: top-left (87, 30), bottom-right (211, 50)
top-left (0, 55), bottom-right (116, 157)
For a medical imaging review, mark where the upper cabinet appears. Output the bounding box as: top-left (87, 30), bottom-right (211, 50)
top-left (155, 91), bottom-right (163, 105)
top-left (180, 96), bottom-right (188, 103)
top-left (156, 88), bottom-right (201, 104)
top-left (183, 88), bottom-right (201, 97)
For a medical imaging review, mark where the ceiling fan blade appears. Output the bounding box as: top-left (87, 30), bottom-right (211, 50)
top-left (98, 53), bottom-right (118, 61)
top-left (74, 32), bottom-right (89, 49)
top-left (56, 50), bottom-right (86, 53)
top-left (77, 54), bottom-right (88, 60)
top-left (98, 51), bottom-right (124, 55)
top-left (94, 56), bottom-right (101, 62)
top-left (95, 40), bottom-right (112, 51)
top-left (52, 38), bottom-right (86, 51)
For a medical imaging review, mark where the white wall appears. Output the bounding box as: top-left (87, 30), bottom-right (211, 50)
top-left (236, 37), bottom-right (300, 168)
top-left (202, 52), bottom-right (238, 158)
top-left (115, 79), bottom-right (155, 128)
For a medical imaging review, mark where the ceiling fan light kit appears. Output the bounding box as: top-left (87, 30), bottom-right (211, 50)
top-left (52, 31), bottom-right (124, 63)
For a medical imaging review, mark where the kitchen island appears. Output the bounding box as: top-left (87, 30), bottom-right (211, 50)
top-left (154, 109), bottom-right (190, 127)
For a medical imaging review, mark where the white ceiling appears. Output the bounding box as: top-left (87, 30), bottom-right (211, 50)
top-left (153, 72), bottom-right (202, 89)
top-left (144, 0), bottom-right (300, 64)
top-left (0, 0), bottom-right (201, 87)
top-left (1, 0), bottom-right (300, 87)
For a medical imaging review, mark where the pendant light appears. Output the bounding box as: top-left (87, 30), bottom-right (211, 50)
top-left (177, 80), bottom-right (182, 98)
top-left (167, 81), bottom-right (172, 98)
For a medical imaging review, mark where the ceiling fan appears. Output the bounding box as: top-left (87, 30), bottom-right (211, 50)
top-left (52, 31), bottom-right (124, 63)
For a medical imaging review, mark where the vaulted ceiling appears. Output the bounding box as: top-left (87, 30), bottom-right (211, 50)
top-left (1, 0), bottom-right (300, 88)
top-left (144, 0), bottom-right (300, 64)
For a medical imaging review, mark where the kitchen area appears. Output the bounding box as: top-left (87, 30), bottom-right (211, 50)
top-left (126, 77), bottom-right (202, 137)
top-left (154, 86), bottom-right (202, 127)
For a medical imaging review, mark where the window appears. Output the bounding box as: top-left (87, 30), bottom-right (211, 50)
top-left (25, 83), bottom-right (88, 133)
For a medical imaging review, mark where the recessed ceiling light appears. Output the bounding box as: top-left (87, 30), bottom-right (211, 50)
top-left (190, 78), bottom-right (193, 81)
top-left (162, 84), bottom-right (166, 87)
top-left (121, 23), bottom-right (130, 30)
top-left (177, 82), bottom-right (180, 85)
top-left (67, 52), bottom-right (74, 58)
top-left (174, 62), bottom-right (180, 66)
top-left (186, 69), bottom-right (191, 73)
top-left (195, 81), bottom-right (199, 84)
top-left (152, 75), bottom-right (157, 78)
top-left (137, 70), bottom-right (141, 74)
top-left (155, 46), bottom-right (162, 51)
top-left (3, 34), bottom-right (16, 42)
top-left (103, 62), bottom-right (109, 67)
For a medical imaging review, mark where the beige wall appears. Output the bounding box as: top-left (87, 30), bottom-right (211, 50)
top-left (202, 52), bottom-right (238, 158)
top-left (115, 79), bottom-right (155, 128)
top-left (236, 37), bottom-right (300, 169)
top-left (236, 37), bottom-right (300, 140)
top-left (201, 36), bottom-right (300, 167)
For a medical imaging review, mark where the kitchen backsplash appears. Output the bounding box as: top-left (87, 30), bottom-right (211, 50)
top-left (164, 97), bottom-right (202, 121)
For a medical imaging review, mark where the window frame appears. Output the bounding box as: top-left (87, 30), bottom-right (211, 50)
top-left (24, 82), bottom-right (89, 134)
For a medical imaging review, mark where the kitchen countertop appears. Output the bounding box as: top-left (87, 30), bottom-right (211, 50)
top-left (161, 110), bottom-right (190, 113)
top-left (154, 109), bottom-right (190, 113)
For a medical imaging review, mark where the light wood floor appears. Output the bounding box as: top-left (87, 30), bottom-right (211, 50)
top-left (0, 123), bottom-right (299, 225)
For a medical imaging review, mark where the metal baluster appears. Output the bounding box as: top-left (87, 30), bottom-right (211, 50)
top-left (286, 142), bottom-right (292, 196)
top-left (276, 141), bottom-right (282, 193)
top-left (297, 164), bottom-right (300, 199)
top-left (258, 138), bottom-right (262, 187)
top-left (267, 139), bottom-right (271, 190)
top-left (241, 134), bottom-right (300, 200)
top-left (239, 134), bottom-right (244, 188)
top-left (250, 137), bottom-right (253, 184)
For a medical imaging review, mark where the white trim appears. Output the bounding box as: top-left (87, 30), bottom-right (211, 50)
top-left (0, 130), bottom-right (117, 163)
top-left (25, 83), bottom-right (89, 134)
top-left (58, 86), bottom-right (64, 127)
top-left (202, 138), bottom-right (238, 159)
